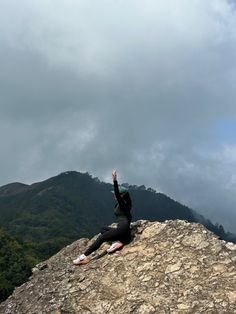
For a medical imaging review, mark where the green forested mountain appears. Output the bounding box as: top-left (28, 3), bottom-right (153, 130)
top-left (0, 171), bottom-right (235, 302)
top-left (0, 172), bottom-right (111, 262)
top-left (0, 171), bottom-right (235, 259)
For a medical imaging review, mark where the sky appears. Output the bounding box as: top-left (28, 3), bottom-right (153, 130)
top-left (0, 0), bottom-right (236, 233)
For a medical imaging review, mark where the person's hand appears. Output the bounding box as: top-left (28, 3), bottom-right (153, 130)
top-left (112, 169), bottom-right (117, 181)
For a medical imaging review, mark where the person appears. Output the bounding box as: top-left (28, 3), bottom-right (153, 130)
top-left (73, 169), bottom-right (132, 265)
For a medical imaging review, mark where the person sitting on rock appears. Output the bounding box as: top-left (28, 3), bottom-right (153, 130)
top-left (73, 169), bottom-right (132, 265)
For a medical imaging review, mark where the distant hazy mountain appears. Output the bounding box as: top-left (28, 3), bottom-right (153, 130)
top-left (0, 182), bottom-right (29, 196)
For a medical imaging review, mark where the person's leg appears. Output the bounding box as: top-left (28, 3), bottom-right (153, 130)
top-left (100, 226), bottom-right (113, 234)
top-left (73, 233), bottom-right (106, 265)
top-left (84, 234), bottom-right (105, 256)
top-left (73, 222), bottom-right (130, 265)
top-left (106, 221), bottom-right (130, 253)
top-left (84, 225), bottom-right (126, 256)
top-left (101, 225), bottom-right (127, 241)
top-left (117, 221), bottom-right (131, 244)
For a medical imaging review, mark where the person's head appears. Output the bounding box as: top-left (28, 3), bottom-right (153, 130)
top-left (121, 189), bottom-right (132, 206)
top-left (112, 186), bottom-right (131, 204)
top-left (118, 186), bottom-right (128, 196)
top-left (111, 185), bottom-right (128, 198)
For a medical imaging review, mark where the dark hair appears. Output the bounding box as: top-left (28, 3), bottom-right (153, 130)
top-left (123, 192), bottom-right (132, 208)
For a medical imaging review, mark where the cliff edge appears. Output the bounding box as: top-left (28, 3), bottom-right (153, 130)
top-left (0, 220), bottom-right (236, 314)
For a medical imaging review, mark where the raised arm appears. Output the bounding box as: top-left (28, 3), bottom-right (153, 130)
top-left (112, 170), bottom-right (125, 206)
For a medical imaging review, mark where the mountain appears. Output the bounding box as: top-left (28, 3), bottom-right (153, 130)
top-left (0, 172), bottom-right (117, 260)
top-left (1, 220), bottom-right (236, 313)
top-left (0, 171), bottom-right (235, 262)
top-left (0, 182), bottom-right (29, 197)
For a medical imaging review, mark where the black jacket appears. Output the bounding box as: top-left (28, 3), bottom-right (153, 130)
top-left (113, 180), bottom-right (132, 223)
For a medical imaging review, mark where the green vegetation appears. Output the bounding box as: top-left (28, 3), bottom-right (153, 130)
top-left (0, 171), bottom-right (235, 302)
top-left (0, 229), bottom-right (31, 302)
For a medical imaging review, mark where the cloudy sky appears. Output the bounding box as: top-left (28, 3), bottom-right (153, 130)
top-left (0, 0), bottom-right (236, 233)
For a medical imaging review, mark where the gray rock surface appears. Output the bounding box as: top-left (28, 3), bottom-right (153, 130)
top-left (0, 220), bottom-right (236, 314)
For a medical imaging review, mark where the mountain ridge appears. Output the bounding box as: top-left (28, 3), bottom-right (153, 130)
top-left (0, 171), bottom-right (234, 244)
top-left (0, 182), bottom-right (29, 197)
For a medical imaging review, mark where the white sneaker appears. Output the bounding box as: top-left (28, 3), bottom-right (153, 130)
top-left (73, 254), bottom-right (90, 265)
top-left (107, 241), bottom-right (124, 253)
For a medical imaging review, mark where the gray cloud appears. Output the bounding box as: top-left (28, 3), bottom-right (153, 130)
top-left (0, 0), bottom-right (236, 232)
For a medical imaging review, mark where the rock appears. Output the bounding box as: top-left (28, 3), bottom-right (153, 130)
top-left (225, 242), bottom-right (236, 251)
top-left (165, 261), bottom-right (182, 274)
top-left (0, 220), bottom-right (236, 314)
top-left (181, 233), bottom-right (210, 249)
top-left (227, 291), bottom-right (236, 303)
top-left (177, 303), bottom-right (190, 310)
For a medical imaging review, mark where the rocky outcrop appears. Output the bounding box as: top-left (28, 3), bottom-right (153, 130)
top-left (0, 220), bottom-right (236, 314)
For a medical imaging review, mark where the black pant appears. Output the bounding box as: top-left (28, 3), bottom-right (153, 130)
top-left (84, 220), bottom-right (130, 256)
